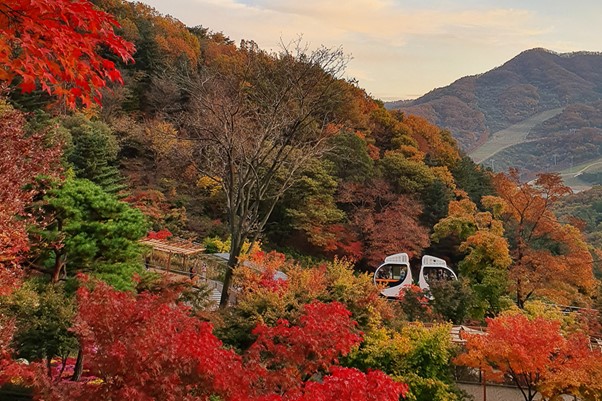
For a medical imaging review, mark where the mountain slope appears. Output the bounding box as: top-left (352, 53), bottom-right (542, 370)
top-left (470, 108), bottom-right (563, 164)
top-left (389, 49), bottom-right (602, 161)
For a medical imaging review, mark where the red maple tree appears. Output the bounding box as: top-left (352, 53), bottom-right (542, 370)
top-left (0, 0), bottom-right (135, 107)
top-left (146, 229), bottom-right (173, 240)
top-left (24, 278), bottom-right (407, 401)
top-left (245, 302), bottom-right (363, 395)
top-left (0, 105), bottom-right (62, 268)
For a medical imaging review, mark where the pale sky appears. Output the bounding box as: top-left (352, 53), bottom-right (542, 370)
top-left (138, 0), bottom-right (602, 101)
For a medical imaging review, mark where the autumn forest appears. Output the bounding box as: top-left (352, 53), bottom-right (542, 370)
top-left (2, 1), bottom-right (602, 401)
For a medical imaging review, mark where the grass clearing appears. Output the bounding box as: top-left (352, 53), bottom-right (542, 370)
top-left (469, 108), bottom-right (563, 164)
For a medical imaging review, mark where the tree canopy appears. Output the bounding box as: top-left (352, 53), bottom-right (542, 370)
top-left (0, 0), bottom-right (135, 107)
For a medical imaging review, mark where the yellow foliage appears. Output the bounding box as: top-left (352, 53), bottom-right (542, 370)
top-left (459, 230), bottom-right (512, 271)
top-left (430, 166), bottom-right (456, 189)
top-left (145, 121), bottom-right (179, 157)
top-left (230, 255), bottom-right (392, 332)
top-left (481, 195), bottom-right (507, 218)
top-left (500, 300), bottom-right (584, 336)
top-left (196, 176), bottom-right (222, 196)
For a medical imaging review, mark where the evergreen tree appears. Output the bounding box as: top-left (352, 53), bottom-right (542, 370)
top-left (31, 178), bottom-right (148, 290)
top-left (326, 132), bottom-right (374, 184)
top-left (62, 115), bottom-right (126, 194)
top-left (451, 155), bottom-right (494, 206)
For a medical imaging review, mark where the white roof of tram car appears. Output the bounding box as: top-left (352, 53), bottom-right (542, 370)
top-left (383, 253), bottom-right (410, 266)
top-left (421, 255), bottom-right (448, 268)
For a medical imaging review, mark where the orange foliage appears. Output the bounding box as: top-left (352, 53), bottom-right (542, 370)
top-left (237, 250), bottom-right (327, 302)
top-left (153, 15), bottom-right (200, 65)
top-left (403, 115), bottom-right (460, 167)
top-left (456, 313), bottom-right (602, 401)
top-left (489, 171), bottom-right (596, 306)
top-left (200, 32), bottom-right (238, 65)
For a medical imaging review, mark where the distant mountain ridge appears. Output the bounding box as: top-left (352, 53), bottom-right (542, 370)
top-left (386, 49), bottom-right (602, 169)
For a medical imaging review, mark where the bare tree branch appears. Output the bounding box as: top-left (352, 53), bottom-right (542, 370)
top-left (175, 39), bottom-right (349, 307)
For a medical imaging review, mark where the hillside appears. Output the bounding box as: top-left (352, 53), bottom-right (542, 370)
top-left (387, 49), bottom-right (602, 176)
top-left (2, 2), bottom-right (602, 401)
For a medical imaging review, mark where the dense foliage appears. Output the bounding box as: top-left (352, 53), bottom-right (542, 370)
top-left (2, 1), bottom-right (602, 401)
top-left (30, 178), bottom-right (147, 290)
top-left (0, 0), bottom-right (135, 107)
top-left (0, 102), bottom-right (61, 268)
top-left (456, 311), bottom-right (602, 401)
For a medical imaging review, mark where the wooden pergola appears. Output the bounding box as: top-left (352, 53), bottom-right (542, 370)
top-left (140, 238), bottom-right (206, 256)
top-left (140, 238), bottom-right (206, 277)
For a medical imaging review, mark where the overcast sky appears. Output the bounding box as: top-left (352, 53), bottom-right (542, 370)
top-left (138, 0), bottom-right (602, 101)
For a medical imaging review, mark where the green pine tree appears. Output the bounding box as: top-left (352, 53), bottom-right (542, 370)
top-left (63, 115), bottom-right (127, 194)
top-left (32, 178), bottom-right (148, 290)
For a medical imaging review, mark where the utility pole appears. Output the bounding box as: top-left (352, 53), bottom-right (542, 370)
top-left (571, 156), bottom-right (574, 173)
top-left (490, 159), bottom-right (495, 172)
top-left (482, 369), bottom-right (487, 401)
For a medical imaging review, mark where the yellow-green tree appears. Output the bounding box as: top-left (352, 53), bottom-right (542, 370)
top-left (432, 194), bottom-right (512, 316)
top-left (346, 323), bottom-right (464, 401)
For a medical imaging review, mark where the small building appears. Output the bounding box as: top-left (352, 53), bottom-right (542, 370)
top-left (140, 237), bottom-right (230, 305)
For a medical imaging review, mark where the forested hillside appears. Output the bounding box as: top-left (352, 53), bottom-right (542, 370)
top-left (41, 0), bottom-right (480, 272)
top-left (2, 1), bottom-right (602, 400)
top-left (389, 48), bottom-right (602, 177)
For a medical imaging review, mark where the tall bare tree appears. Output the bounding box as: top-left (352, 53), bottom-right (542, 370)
top-left (181, 40), bottom-right (349, 307)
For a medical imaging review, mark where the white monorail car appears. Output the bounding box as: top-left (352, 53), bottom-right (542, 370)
top-left (418, 255), bottom-right (457, 294)
top-left (373, 253), bottom-right (413, 298)
top-left (374, 253), bottom-right (457, 298)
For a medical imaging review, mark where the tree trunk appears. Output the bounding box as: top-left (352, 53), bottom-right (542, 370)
top-left (55, 355), bottom-right (68, 382)
top-left (71, 345), bottom-right (84, 381)
top-left (219, 264), bottom-right (234, 309)
top-left (516, 277), bottom-right (524, 309)
top-left (219, 234), bottom-right (244, 308)
top-left (51, 249), bottom-right (65, 284)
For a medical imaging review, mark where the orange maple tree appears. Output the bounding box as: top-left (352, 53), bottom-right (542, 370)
top-left (485, 171), bottom-right (596, 306)
top-left (455, 313), bottom-right (601, 401)
top-left (403, 114), bottom-right (460, 168)
top-left (0, 0), bottom-right (135, 107)
top-left (433, 195), bottom-right (511, 277)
